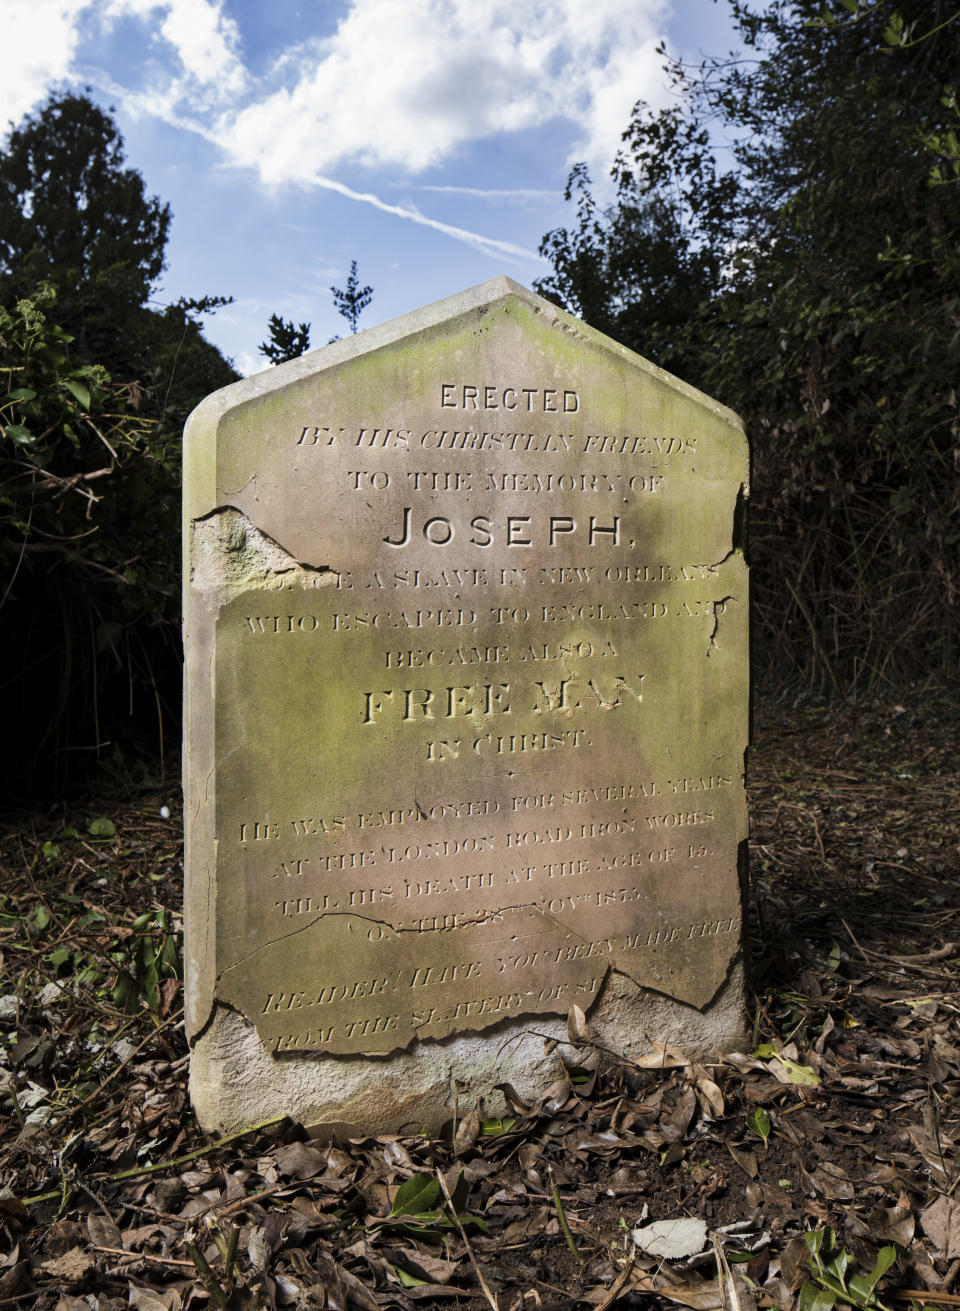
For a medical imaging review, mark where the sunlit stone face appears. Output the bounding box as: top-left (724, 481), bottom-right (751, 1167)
top-left (183, 277), bottom-right (749, 1132)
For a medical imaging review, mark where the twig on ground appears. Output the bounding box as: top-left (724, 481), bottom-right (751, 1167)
top-left (436, 1167), bottom-right (500, 1311)
top-left (593, 1252), bottom-right (636, 1311)
top-left (24, 1115), bottom-right (288, 1204)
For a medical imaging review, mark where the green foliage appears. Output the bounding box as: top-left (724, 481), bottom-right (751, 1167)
top-left (0, 282), bottom-right (183, 788)
top-left (263, 258), bottom-right (373, 359)
top-left (538, 0), bottom-right (960, 693)
top-left (0, 92), bottom-right (169, 375)
top-left (800, 1227), bottom-right (897, 1311)
top-left (260, 313), bottom-right (311, 364)
top-left (16, 833), bottom-right (182, 1016)
top-left (0, 95), bottom-right (238, 792)
top-left (366, 1170), bottom-right (490, 1242)
top-left (109, 907), bottom-right (182, 1014)
top-left (746, 1106), bottom-right (772, 1146)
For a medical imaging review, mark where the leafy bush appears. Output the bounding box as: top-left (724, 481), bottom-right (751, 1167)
top-left (538, 0), bottom-right (960, 695)
top-left (0, 284), bottom-right (181, 793)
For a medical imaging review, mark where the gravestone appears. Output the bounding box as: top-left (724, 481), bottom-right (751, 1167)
top-left (183, 277), bottom-right (749, 1135)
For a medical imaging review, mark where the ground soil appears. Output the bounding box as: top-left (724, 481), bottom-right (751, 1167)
top-left (1, 689), bottom-right (959, 1310)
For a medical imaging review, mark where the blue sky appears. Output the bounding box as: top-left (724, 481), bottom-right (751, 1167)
top-left (5, 0), bottom-right (748, 376)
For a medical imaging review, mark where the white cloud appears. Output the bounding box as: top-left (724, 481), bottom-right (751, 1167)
top-left (155, 0), bottom-right (245, 91)
top-left (1, 0), bottom-right (92, 129)
top-left (102, 0), bottom-right (247, 99)
top-left (213, 0), bottom-right (669, 185)
top-left (2, 0), bottom-right (244, 133)
top-left (4, 0), bottom-right (671, 261)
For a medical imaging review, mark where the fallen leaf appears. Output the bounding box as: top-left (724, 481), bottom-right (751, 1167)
top-left (454, 1107), bottom-right (481, 1155)
top-left (768, 1056), bottom-right (820, 1086)
top-left (633, 1043), bottom-right (692, 1069)
top-left (812, 1163), bottom-right (854, 1201)
top-left (632, 1217), bottom-right (709, 1260)
top-left (567, 1003), bottom-right (592, 1045)
top-left (921, 1195), bottom-right (960, 1258)
top-left (86, 1213), bottom-right (122, 1248)
top-left (129, 1289), bottom-right (181, 1311)
top-left (397, 1247), bottom-right (462, 1284)
top-left (868, 1197), bottom-right (915, 1247)
top-left (39, 1247), bottom-right (94, 1281)
top-left (274, 1140), bottom-right (327, 1181)
top-left (725, 1143), bottom-right (758, 1178)
top-left (696, 1075), bottom-right (725, 1118)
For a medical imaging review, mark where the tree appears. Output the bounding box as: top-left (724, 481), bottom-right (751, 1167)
top-left (537, 159), bottom-right (724, 383)
top-left (0, 93), bottom-right (237, 411)
top-left (0, 92), bottom-right (170, 370)
top-left (331, 260), bottom-right (373, 335)
top-left (0, 95), bottom-right (238, 792)
top-left (1, 283), bottom-right (178, 791)
top-left (261, 260), bottom-right (373, 362)
top-left (537, 0), bottom-right (960, 694)
top-left (260, 314), bottom-right (310, 365)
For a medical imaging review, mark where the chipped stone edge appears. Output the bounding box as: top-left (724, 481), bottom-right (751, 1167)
top-left (181, 275), bottom-right (751, 1104)
top-left (190, 959), bottom-right (748, 1136)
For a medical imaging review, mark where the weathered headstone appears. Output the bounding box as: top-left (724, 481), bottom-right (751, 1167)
top-left (184, 277), bottom-right (749, 1134)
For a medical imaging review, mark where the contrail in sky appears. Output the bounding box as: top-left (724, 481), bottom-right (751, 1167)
top-left (307, 174), bottom-right (545, 264)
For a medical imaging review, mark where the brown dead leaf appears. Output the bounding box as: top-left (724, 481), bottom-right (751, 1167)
top-left (247, 1226), bottom-right (272, 1274)
top-left (87, 1212), bottom-right (122, 1249)
top-left (696, 1075), bottom-right (725, 1118)
top-left (812, 1162), bottom-right (854, 1200)
top-left (0, 1260), bottom-right (31, 1298)
top-left (869, 1195), bottom-right (915, 1247)
top-left (317, 1254), bottom-right (381, 1311)
top-left (39, 1246), bottom-right (94, 1282)
top-left (274, 1139), bottom-right (328, 1181)
top-left (777, 1237), bottom-right (810, 1291)
top-left (567, 1003), bottom-right (591, 1045)
top-left (725, 1143), bottom-right (758, 1179)
top-left (661, 1087), bottom-right (697, 1142)
top-left (397, 1247), bottom-right (463, 1284)
top-left (633, 1042), bottom-right (692, 1069)
top-left (129, 1288), bottom-right (182, 1311)
top-left (455, 1107), bottom-right (481, 1156)
top-left (921, 1195), bottom-right (960, 1258)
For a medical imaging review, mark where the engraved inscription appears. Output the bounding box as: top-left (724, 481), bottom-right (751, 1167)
top-left (190, 279), bottom-right (749, 1062)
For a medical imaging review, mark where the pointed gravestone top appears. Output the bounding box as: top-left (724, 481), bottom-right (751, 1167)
top-left (184, 277), bottom-right (749, 1135)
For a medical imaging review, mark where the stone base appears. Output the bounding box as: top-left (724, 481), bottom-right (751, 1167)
top-left (189, 963), bottom-right (747, 1136)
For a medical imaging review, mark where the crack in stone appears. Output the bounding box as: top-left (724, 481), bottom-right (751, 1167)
top-left (215, 905), bottom-right (513, 984)
top-left (706, 596), bottom-right (736, 657)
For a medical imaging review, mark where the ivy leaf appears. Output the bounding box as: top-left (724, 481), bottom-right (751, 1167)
top-left (481, 1116), bottom-right (517, 1135)
top-left (772, 1056), bottom-right (821, 1086)
top-left (390, 1174), bottom-right (440, 1216)
top-left (62, 379), bottom-right (91, 409)
top-left (799, 1282), bottom-right (838, 1311)
top-left (396, 1267), bottom-right (431, 1288)
top-left (4, 423), bottom-right (35, 446)
top-left (746, 1106), bottom-right (772, 1145)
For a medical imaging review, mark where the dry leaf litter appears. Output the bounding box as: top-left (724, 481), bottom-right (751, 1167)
top-left (0, 692), bottom-right (958, 1310)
